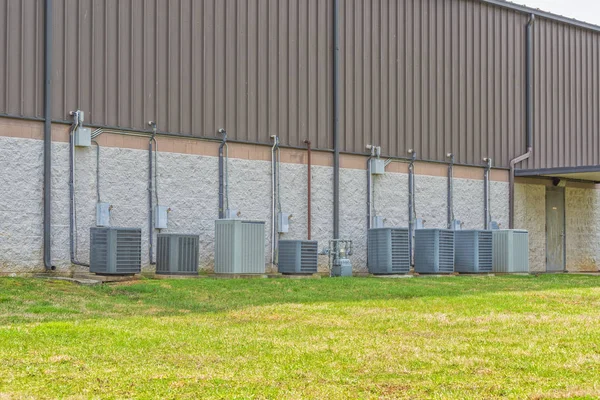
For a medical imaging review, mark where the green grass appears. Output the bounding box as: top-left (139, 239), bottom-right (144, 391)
top-left (1, 275), bottom-right (600, 399)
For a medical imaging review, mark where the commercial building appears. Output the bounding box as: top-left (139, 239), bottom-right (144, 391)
top-left (1, 0), bottom-right (599, 275)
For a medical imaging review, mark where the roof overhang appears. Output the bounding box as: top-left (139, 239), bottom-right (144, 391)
top-left (515, 166), bottom-right (600, 183)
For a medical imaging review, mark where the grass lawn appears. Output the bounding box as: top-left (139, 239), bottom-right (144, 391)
top-left (1, 275), bottom-right (600, 399)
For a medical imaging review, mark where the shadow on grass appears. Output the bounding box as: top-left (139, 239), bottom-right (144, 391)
top-left (1, 274), bottom-right (600, 324)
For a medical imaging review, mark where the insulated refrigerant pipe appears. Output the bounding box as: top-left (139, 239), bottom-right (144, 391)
top-left (446, 153), bottom-right (455, 229)
top-left (43, 0), bottom-right (55, 270)
top-left (304, 139), bottom-right (312, 240)
top-left (483, 158), bottom-right (492, 229)
top-left (148, 121), bottom-right (157, 265)
top-left (408, 150), bottom-right (417, 264)
top-left (366, 145), bottom-right (377, 230)
top-left (509, 14), bottom-right (535, 228)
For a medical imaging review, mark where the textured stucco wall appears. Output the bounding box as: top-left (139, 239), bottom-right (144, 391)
top-left (1, 134), bottom-right (511, 275)
top-left (566, 187), bottom-right (600, 272)
top-left (514, 183), bottom-right (546, 273)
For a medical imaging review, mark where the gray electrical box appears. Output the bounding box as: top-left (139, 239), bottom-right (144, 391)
top-left (156, 234), bottom-right (199, 275)
top-left (74, 127), bottom-right (91, 147)
top-left (492, 230), bottom-right (529, 273)
top-left (225, 209), bottom-right (239, 219)
top-left (278, 212), bottom-right (290, 233)
top-left (331, 259), bottom-right (352, 277)
top-left (454, 230), bottom-right (493, 273)
top-left (90, 227), bottom-right (142, 275)
top-left (371, 216), bottom-right (385, 229)
top-left (214, 219), bottom-right (265, 274)
top-left (368, 227), bottom-right (410, 275)
top-left (414, 229), bottom-right (455, 274)
top-left (154, 205), bottom-right (169, 229)
top-left (96, 202), bottom-right (111, 227)
top-left (370, 158), bottom-right (385, 175)
top-left (278, 240), bottom-right (318, 274)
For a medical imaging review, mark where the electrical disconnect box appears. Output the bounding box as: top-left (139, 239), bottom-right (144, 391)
top-left (74, 127), bottom-right (91, 147)
top-left (225, 209), bottom-right (239, 219)
top-left (371, 216), bottom-right (385, 229)
top-left (96, 202), bottom-right (111, 227)
top-left (278, 212), bottom-right (290, 233)
top-left (154, 206), bottom-right (169, 229)
top-left (370, 158), bottom-right (385, 175)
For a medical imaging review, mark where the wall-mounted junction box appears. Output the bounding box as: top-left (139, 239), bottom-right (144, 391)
top-left (370, 158), bottom-right (385, 175)
top-left (225, 209), bottom-right (239, 219)
top-left (96, 202), bottom-right (111, 227)
top-left (415, 218), bottom-right (425, 229)
top-left (371, 215), bottom-right (385, 229)
top-left (278, 212), bottom-right (290, 233)
top-left (154, 205), bottom-right (169, 229)
top-left (74, 127), bottom-right (91, 147)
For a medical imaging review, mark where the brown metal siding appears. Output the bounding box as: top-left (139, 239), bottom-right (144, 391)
top-left (528, 18), bottom-right (600, 170)
top-left (1, 0), bottom-right (599, 169)
top-left (338, 0), bottom-right (528, 166)
top-left (45, 0), bottom-right (332, 149)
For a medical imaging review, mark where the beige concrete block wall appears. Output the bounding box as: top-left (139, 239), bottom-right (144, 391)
top-left (514, 183), bottom-right (546, 272)
top-left (566, 187), bottom-right (600, 272)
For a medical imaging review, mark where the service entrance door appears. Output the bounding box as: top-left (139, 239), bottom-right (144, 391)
top-left (546, 187), bottom-right (565, 272)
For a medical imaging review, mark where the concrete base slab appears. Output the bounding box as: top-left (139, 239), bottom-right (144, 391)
top-left (34, 275), bottom-right (102, 286)
top-left (210, 274), bottom-right (269, 279)
top-left (276, 274), bottom-right (322, 279)
top-left (372, 274), bottom-right (413, 279)
top-left (72, 272), bottom-right (141, 283)
top-left (152, 274), bottom-right (208, 280)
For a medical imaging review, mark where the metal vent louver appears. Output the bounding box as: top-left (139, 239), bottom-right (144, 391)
top-left (278, 240), bottom-right (318, 274)
top-left (367, 228), bottom-right (410, 274)
top-left (214, 220), bottom-right (265, 274)
top-left (414, 229), bottom-right (455, 274)
top-left (90, 227), bottom-right (142, 275)
top-left (492, 230), bottom-right (529, 273)
top-left (156, 234), bottom-right (199, 275)
top-left (454, 230), bottom-right (493, 273)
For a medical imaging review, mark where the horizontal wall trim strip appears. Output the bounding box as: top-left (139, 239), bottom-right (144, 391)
top-left (481, 0), bottom-right (600, 33)
top-left (0, 117), bottom-right (509, 181)
top-left (516, 166), bottom-right (600, 176)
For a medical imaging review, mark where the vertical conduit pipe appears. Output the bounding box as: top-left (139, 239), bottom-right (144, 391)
top-left (509, 14), bottom-right (535, 229)
top-left (366, 146), bottom-right (375, 230)
top-left (218, 129), bottom-right (227, 219)
top-left (270, 136), bottom-right (279, 266)
top-left (483, 158), bottom-right (492, 229)
top-left (148, 121), bottom-right (157, 265)
top-left (304, 140), bottom-right (312, 240)
top-left (408, 150), bottom-right (416, 265)
top-left (446, 153), bottom-right (455, 229)
top-left (43, 0), bottom-right (55, 270)
top-left (332, 0), bottom-right (340, 240)
top-left (68, 111), bottom-right (89, 267)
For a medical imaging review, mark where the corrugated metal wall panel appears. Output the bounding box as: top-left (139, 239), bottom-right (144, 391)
top-left (526, 18), bottom-right (600, 170)
top-left (1, 0), bottom-right (599, 169)
top-left (338, 0), bottom-right (528, 166)
top-left (43, 0), bottom-right (332, 149)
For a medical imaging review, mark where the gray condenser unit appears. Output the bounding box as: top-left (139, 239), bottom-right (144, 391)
top-left (492, 230), bottom-right (529, 273)
top-left (278, 240), bottom-right (318, 274)
top-left (156, 234), bottom-right (199, 275)
top-left (414, 229), bottom-right (455, 274)
top-left (367, 228), bottom-right (410, 274)
top-left (90, 227), bottom-right (142, 275)
top-left (214, 219), bottom-right (265, 274)
top-left (454, 230), bottom-right (493, 273)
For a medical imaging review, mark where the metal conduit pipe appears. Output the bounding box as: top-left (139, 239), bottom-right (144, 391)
top-left (446, 153), bottom-right (455, 229)
top-left (366, 145), bottom-right (376, 230)
top-left (218, 129), bottom-right (227, 219)
top-left (408, 149), bottom-right (417, 264)
top-left (68, 110), bottom-right (89, 267)
top-left (148, 121), bottom-right (157, 265)
top-left (510, 14), bottom-right (535, 229)
top-left (270, 136), bottom-right (280, 266)
top-left (92, 140), bottom-right (101, 203)
top-left (43, 0), bottom-right (55, 270)
top-left (332, 0), bottom-right (340, 240)
top-left (483, 158), bottom-right (492, 229)
top-left (304, 140), bottom-right (312, 240)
